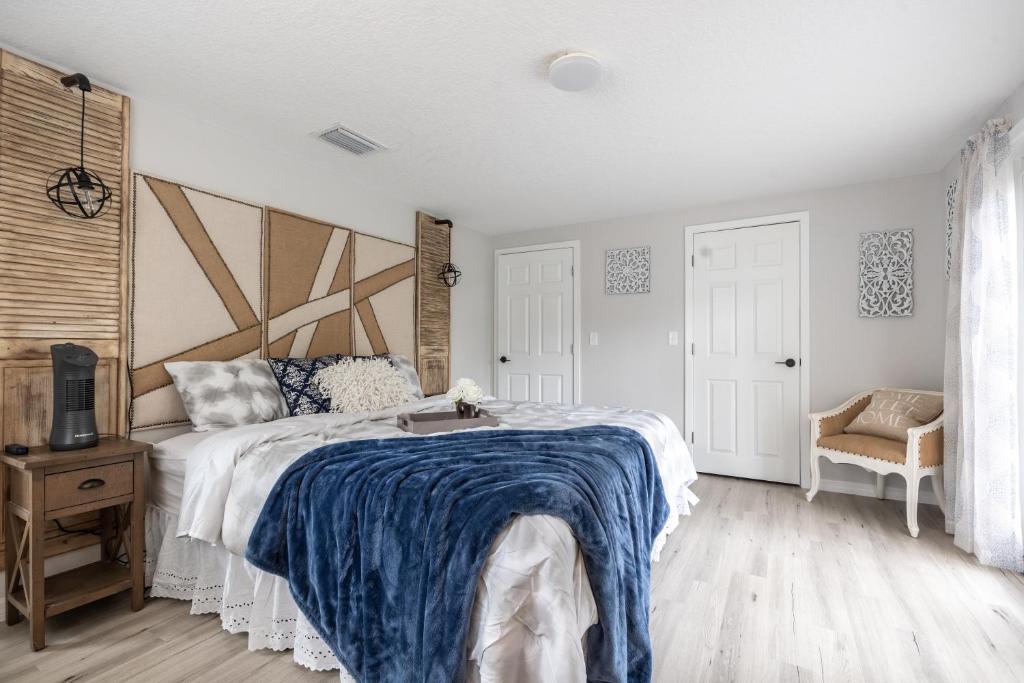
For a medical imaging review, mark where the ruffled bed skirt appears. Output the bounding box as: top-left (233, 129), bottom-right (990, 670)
top-left (145, 505), bottom-right (348, 675)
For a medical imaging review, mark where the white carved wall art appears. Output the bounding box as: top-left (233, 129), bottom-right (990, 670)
top-left (859, 230), bottom-right (914, 317)
top-left (945, 178), bottom-right (958, 280)
top-left (605, 246), bottom-right (651, 294)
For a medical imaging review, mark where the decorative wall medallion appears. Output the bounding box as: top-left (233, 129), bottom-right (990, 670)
top-left (859, 230), bottom-right (914, 317)
top-left (605, 246), bottom-right (651, 294)
top-left (945, 178), bottom-right (958, 280)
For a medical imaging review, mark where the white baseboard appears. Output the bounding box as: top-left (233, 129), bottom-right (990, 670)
top-left (816, 477), bottom-right (941, 506)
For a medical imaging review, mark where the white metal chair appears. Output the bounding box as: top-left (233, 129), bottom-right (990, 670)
top-left (806, 388), bottom-right (945, 537)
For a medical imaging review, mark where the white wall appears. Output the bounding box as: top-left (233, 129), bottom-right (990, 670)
top-left (492, 173), bottom-right (946, 493)
top-left (449, 225), bottom-right (494, 394)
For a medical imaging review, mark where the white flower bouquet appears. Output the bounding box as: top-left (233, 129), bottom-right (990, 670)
top-left (447, 378), bottom-right (484, 418)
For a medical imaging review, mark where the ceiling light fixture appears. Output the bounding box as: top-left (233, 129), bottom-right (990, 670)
top-left (548, 52), bottom-right (602, 92)
top-left (46, 73), bottom-right (111, 219)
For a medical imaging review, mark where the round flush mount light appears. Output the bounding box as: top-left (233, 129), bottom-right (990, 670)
top-left (548, 52), bottom-right (602, 92)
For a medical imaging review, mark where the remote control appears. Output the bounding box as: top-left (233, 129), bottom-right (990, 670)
top-left (4, 443), bottom-right (28, 456)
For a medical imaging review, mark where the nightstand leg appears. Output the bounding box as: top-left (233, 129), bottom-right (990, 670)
top-left (130, 456), bottom-right (145, 611)
top-left (3, 507), bottom-right (20, 626)
top-left (29, 472), bottom-right (45, 650)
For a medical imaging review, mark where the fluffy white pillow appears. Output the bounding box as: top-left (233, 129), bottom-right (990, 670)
top-left (312, 357), bottom-right (413, 413)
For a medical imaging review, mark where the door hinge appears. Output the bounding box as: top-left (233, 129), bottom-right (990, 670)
top-left (570, 343), bottom-right (574, 355)
top-left (571, 265), bottom-right (574, 276)
top-left (691, 254), bottom-right (694, 266)
top-left (690, 431), bottom-right (694, 443)
top-left (690, 342), bottom-right (695, 355)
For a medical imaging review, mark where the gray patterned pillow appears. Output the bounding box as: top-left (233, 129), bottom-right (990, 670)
top-left (165, 359), bottom-right (289, 431)
top-left (385, 353), bottom-right (424, 399)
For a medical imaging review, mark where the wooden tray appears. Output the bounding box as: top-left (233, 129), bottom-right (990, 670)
top-left (398, 409), bottom-right (498, 434)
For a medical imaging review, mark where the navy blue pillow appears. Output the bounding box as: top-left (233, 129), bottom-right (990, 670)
top-left (267, 355), bottom-right (397, 416)
top-left (267, 355), bottom-right (348, 416)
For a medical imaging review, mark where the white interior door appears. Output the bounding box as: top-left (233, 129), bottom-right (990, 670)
top-left (495, 247), bottom-right (575, 404)
top-left (691, 222), bottom-right (801, 484)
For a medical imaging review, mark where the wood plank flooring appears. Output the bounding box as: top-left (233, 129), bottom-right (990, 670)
top-left (2, 475), bottom-right (1023, 682)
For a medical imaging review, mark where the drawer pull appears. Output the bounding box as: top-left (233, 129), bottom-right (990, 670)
top-left (78, 478), bottom-right (106, 490)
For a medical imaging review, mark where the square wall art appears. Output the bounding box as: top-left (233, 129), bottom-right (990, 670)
top-left (605, 246), bottom-right (651, 294)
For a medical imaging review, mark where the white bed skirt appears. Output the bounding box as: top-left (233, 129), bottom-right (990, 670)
top-left (145, 505), bottom-right (349, 675)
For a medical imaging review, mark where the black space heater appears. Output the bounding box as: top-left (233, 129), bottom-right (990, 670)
top-left (49, 343), bottom-right (99, 451)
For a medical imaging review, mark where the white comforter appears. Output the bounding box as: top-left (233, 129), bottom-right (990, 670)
top-left (175, 398), bottom-right (696, 681)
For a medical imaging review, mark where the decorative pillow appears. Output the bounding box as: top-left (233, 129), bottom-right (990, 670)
top-left (164, 359), bottom-right (289, 431)
top-left (267, 354), bottom-right (348, 416)
top-left (312, 357), bottom-right (414, 413)
top-left (385, 353), bottom-right (425, 399)
top-left (844, 390), bottom-right (943, 442)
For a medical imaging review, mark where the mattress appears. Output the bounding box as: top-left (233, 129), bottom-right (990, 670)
top-left (147, 429), bottom-right (219, 515)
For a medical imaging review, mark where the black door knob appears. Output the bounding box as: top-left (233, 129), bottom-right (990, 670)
top-left (774, 358), bottom-right (797, 368)
top-left (499, 355), bottom-right (510, 363)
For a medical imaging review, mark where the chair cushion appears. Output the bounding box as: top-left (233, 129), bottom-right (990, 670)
top-left (817, 434), bottom-right (907, 464)
top-left (843, 390), bottom-right (943, 442)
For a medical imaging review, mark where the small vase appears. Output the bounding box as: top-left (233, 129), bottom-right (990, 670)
top-left (456, 401), bottom-right (477, 419)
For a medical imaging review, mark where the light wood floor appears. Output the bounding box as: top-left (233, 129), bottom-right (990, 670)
top-left (2, 475), bottom-right (1023, 682)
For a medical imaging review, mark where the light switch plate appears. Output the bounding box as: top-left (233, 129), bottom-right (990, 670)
top-left (668, 331), bottom-right (679, 346)
top-left (589, 332), bottom-right (599, 346)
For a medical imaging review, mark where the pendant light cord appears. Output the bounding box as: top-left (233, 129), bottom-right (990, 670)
top-left (79, 87), bottom-right (86, 169)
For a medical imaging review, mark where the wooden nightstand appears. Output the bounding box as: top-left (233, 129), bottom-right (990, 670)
top-left (1, 437), bottom-right (151, 650)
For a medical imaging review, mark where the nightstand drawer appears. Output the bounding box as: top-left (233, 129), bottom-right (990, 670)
top-left (44, 462), bottom-right (134, 512)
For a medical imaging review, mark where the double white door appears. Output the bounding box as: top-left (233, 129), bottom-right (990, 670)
top-left (691, 222), bottom-right (802, 484)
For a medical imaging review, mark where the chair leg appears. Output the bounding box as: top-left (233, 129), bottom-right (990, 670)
top-left (806, 452), bottom-right (822, 502)
top-left (906, 474), bottom-right (920, 538)
top-left (874, 473), bottom-right (885, 500)
top-left (930, 470), bottom-right (946, 516)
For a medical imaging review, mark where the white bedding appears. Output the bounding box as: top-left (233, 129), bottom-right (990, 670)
top-left (155, 398), bottom-right (696, 681)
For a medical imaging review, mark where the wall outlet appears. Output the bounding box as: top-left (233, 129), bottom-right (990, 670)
top-left (589, 332), bottom-right (599, 346)
top-left (668, 331), bottom-right (679, 346)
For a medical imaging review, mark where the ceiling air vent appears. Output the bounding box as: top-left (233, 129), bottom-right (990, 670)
top-left (316, 124), bottom-right (386, 156)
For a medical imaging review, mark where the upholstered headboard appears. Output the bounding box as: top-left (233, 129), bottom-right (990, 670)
top-left (265, 209), bottom-right (416, 360)
top-left (129, 174), bottom-right (264, 430)
top-left (129, 177), bottom-right (435, 432)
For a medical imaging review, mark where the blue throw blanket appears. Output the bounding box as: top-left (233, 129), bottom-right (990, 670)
top-left (246, 426), bottom-right (668, 683)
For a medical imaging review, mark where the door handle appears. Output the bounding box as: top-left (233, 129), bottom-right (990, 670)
top-left (498, 356), bottom-right (511, 364)
top-left (775, 358), bottom-right (797, 368)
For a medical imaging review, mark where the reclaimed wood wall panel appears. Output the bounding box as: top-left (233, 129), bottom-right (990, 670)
top-left (0, 49), bottom-right (130, 558)
top-left (415, 212), bottom-right (451, 396)
top-left (0, 51), bottom-right (126, 344)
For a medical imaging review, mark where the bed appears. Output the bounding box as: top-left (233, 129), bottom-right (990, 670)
top-left (145, 395), bottom-right (696, 681)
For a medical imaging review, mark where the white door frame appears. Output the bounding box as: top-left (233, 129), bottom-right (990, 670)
top-left (684, 212), bottom-right (811, 486)
top-left (493, 241), bottom-right (583, 404)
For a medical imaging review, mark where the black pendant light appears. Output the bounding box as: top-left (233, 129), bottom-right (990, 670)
top-left (433, 219), bottom-right (461, 287)
top-left (46, 73), bottom-right (111, 219)
top-left (438, 261), bottom-right (462, 288)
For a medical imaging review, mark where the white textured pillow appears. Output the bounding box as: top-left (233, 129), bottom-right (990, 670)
top-left (312, 357), bottom-right (413, 413)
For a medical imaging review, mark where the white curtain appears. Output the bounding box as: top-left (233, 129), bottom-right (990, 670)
top-left (944, 118), bottom-right (1023, 572)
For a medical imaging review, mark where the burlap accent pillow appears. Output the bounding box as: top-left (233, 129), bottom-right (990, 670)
top-left (843, 390), bottom-right (943, 442)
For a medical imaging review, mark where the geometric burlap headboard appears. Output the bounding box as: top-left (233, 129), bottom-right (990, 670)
top-left (129, 174), bottom-right (424, 432)
top-left (129, 174), bottom-right (264, 430)
top-left (265, 208), bottom-right (416, 361)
